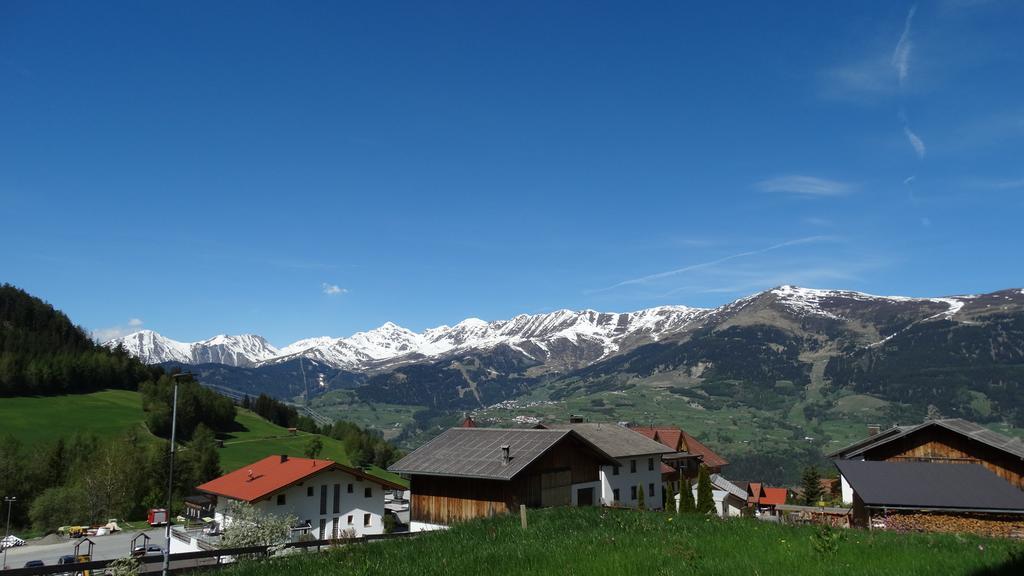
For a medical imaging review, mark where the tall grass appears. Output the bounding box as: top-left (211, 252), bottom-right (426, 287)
top-left (221, 507), bottom-right (1024, 576)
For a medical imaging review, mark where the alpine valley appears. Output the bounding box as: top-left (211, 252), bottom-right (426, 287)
top-left (107, 286), bottom-right (1024, 483)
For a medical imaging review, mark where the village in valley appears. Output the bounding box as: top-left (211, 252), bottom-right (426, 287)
top-left (5, 1), bottom-right (1024, 574)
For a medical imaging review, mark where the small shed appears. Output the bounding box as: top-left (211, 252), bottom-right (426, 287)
top-left (835, 460), bottom-right (1024, 538)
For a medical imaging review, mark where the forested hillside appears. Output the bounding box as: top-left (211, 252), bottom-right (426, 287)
top-left (0, 284), bottom-right (160, 395)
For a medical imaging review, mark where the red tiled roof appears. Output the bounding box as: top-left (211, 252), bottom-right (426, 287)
top-left (747, 482), bottom-right (763, 504)
top-left (197, 455), bottom-right (403, 503)
top-left (680, 432), bottom-right (728, 469)
top-left (631, 426), bottom-right (729, 469)
top-left (761, 487), bottom-right (788, 506)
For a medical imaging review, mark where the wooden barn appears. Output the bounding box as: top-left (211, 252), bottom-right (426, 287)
top-left (830, 418), bottom-right (1024, 503)
top-left (388, 428), bottom-right (617, 529)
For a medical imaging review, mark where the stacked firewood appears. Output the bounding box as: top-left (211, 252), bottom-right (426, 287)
top-left (880, 511), bottom-right (1024, 539)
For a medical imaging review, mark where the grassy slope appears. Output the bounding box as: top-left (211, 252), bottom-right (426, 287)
top-left (0, 389), bottom-right (151, 445)
top-left (220, 508), bottom-right (1023, 576)
top-left (0, 390), bottom-right (406, 487)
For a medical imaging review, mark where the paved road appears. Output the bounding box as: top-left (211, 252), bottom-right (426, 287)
top-left (2, 528), bottom-right (166, 570)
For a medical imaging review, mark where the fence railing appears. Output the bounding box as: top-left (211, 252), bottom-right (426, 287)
top-left (0, 532), bottom-right (418, 576)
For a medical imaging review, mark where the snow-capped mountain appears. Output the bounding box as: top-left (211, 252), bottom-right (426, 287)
top-left (105, 305), bottom-right (709, 370)
top-left (107, 330), bottom-right (279, 368)
top-left (105, 285), bottom-right (1014, 371)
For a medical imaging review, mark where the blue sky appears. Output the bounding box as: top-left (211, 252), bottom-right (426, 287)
top-left (2, 1), bottom-right (1022, 345)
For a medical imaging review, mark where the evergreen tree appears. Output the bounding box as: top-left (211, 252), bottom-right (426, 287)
top-left (679, 477), bottom-right (696, 513)
top-left (184, 424), bottom-right (222, 486)
top-left (304, 436), bottom-right (324, 460)
top-left (637, 484), bottom-right (645, 510)
top-left (696, 465), bottom-right (715, 514)
top-left (801, 465), bottom-right (823, 505)
top-left (666, 483), bottom-right (677, 514)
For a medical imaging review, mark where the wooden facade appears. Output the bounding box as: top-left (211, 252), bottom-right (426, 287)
top-left (410, 436), bottom-right (604, 525)
top-left (859, 426), bottom-right (1024, 490)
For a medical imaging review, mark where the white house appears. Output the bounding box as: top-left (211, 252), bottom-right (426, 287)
top-left (541, 422), bottom-right (673, 509)
top-left (195, 454), bottom-right (404, 541)
top-left (678, 474), bottom-right (747, 518)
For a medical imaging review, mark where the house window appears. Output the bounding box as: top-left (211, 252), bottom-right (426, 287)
top-left (318, 519), bottom-right (326, 540)
top-left (613, 488), bottom-right (620, 502)
top-left (332, 517), bottom-right (339, 539)
top-left (630, 486), bottom-right (637, 500)
top-left (333, 484), bottom-right (341, 514)
top-left (347, 515), bottom-right (353, 525)
top-left (364, 487), bottom-right (372, 498)
top-left (320, 485), bottom-right (328, 515)
top-left (648, 483), bottom-right (655, 498)
top-left (363, 513), bottom-right (371, 527)
top-left (630, 460), bottom-right (636, 474)
top-left (307, 486), bottom-right (314, 497)
top-left (347, 483), bottom-right (354, 493)
top-left (276, 494), bottom-right (286, 506)
top-left (648, 457), bottom-right (654, 471)
top-left (612, 465), bottom-right (619, 476)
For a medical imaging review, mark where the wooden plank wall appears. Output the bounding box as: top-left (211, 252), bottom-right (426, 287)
top-left (864, 427), bottom-right (1024, 489)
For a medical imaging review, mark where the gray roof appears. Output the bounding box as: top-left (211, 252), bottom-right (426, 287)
top-left (834, 460), bottom-right (1024, 513)
top-left (837, 419), bottom-right (1024, 460)
top-left (539, 423), bottom-right (674, 458)
top-left (388, 428), bottom-right (616, 481)
top-left (710, 474), bottom-right (748, 500)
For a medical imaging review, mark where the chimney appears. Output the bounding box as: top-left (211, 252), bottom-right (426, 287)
top-left (280, 454), bottom-right (289, 463)
top-left (247, 470), bottom-right (254, 482)
top-left (569, 415), bottom-right (584, 424)
top-left (501, 445), bottom-right (511, 466)
top-left (867, 425), bottom-right (880, 437)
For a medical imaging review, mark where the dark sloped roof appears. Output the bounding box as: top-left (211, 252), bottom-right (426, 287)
top-left (539, 423), bottom-right (673, 458)
top-left (839, 419), bottom-right (1024, 460)
top-left (834, 460), bottom-right (1024, 513)
top-left (388, 428), bottom-right (616, 480)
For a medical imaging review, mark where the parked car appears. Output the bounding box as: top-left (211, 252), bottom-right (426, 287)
top-left (24, 560), bottom-right (45, 568)
top-left (131, 544), bottom-right (163, 557)
top-left (57, 555), bottom-right (77, 565)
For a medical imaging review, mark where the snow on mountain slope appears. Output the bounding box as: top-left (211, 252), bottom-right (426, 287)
top-left (105, 285), bottom-right (995, 371)
top-left (106, 331), bottom-right (278, 367)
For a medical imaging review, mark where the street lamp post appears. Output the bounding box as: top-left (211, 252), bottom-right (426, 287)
top-left (163, 373), bottom-right (191, 576)
top-left (3, 496), bottom-right (16, 570)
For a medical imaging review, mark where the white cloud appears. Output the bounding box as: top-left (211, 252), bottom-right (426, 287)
top-left (903, 126), bottom-right (927, 158)
top-left (754, 176), bottom-right (856, 197)
top-left (892, 5), bottom-right (917, 85)
top-left (92, 318), bottom-right (145, 342)
top-left (322, 283), bottom-right (347, 296)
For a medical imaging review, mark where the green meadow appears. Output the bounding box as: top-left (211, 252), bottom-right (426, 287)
top-left (221, 507), bottom-right (1023, 576)
top-left (0, 390), bottom-right (405, 487)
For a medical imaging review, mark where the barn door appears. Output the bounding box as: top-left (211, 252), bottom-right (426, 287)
top-left (540, 469), bottom-right (571, 507)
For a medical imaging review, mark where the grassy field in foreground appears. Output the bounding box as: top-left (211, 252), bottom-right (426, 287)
top-left (0, 390), bottom-right (406, 487)
top-left (222, 508), bottom-right (1023, 576)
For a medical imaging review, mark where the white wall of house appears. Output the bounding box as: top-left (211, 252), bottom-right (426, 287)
top-left (840, 474), bottom-right (853, 505)
top-left (599, 454), bottom-right (664, 509)
top-left (215, 468), bottom-right (388, 538)
top-left (570, 480), bottom-right (602, 506)
top-left (675, 489), bottom-right (745, 518)
top-left (409, 521), bottom-right (448, 532)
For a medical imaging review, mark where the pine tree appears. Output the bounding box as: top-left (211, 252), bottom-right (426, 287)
top-left (696, 465), bottom-right (715, 514)
top-left (679, 477), bottom-right (696, 513)
top-left (666, 483), bottom-right (677, 514)
top-left (637, 483), bottom-right (645, 510)
top-left (801, 465), bottom-right (823, 505)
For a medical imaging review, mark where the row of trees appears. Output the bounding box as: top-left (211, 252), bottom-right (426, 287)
top-left (663, 465), bottom-right (717, 514)
top-left (243, 394), bottom-right (318, 432)
top-left (141, 374), bottom-right (237, 440)
top-left (0, 428), bottom-right (222, 531)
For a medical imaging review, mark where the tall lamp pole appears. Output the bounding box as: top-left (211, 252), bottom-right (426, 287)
top-left (3, 496), bottom-right (15, 570)
top-left (163, 373), bottom-right (191, 576)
